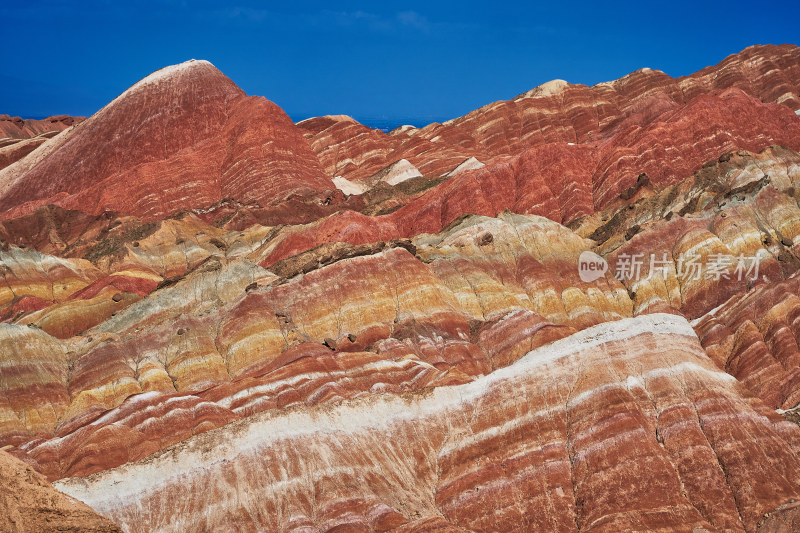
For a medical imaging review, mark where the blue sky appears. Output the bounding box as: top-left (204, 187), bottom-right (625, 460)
top-left (2, 1), bottom-right (798, 126)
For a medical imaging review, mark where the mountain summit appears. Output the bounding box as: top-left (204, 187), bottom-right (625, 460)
top-left (0, 59), bottom-right (333, 220)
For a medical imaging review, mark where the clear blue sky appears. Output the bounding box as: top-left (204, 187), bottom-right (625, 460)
top-left (2, 0), bottom-right (798, 126)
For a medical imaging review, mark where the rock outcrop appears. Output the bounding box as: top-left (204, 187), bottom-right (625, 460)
top-left (253, 90), bottom-right (800, 265)
top-left (1, 213), bottom-right (622, 480)
top-left (0, 450), bottom-right (120, 532)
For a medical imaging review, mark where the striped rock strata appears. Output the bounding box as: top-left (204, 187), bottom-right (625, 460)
top-left (254, 100), bottom-right (800, 268)
top-left (693, 274), bottom-right (800, 411)
top-left (4, 214), bottom-right (629, 480)
top-left (2, 45), bottom-right (800, 532)
top-left (299, 44), bottom-right (800, 189)
top-left (0, 115), bottom-right (82, 140)
top-left (54, 314), bottom-right (800, 533)
top-left (5, 146), bottom-right (800, 477)
top-left (0, 61), bottom-right (334, 221)
top-left (7, 146), bottom-right (800, 489)
top-left (0, 132), bottom-right (62, 171)
top-left (581, 146), bottom-right (800, 319)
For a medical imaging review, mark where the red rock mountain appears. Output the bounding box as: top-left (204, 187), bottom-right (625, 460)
top-left (2, 44), bottom-right (800, 532)
top-left (0, 60), bottom-right (334, 220)
top-left (300, 44), bottom-right (800, 186)
top-left (0, 114), bottom-right (83, 139)
top-left (0, 116), bottom-right (85, 172)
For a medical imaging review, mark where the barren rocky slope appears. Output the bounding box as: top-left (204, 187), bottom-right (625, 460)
top-left (0, 116), bottom-right (84, 172)
top-left (0, 115), bottom-right (83, 140)
top-left (0, 449), bottom-right (120, 533)
top-left (300, 44), bottom-right (800, 188)
top-left (0, 61), bottom-right (333, 220)
top-left (53, 315), bottom-right (800, 533)
top-left (2, 44), bottom-right (800, 532)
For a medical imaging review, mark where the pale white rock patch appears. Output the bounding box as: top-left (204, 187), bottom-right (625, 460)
top-left (445, 156), bottom-right (485, 177)
top-left (332, 176), bottom-right (367, 195)
top-left (515, 79), bottom-right (569, 101)
top-left (388, 125), bottom-right (418, 136)
top-left (367, 158), bottom-right (422, 187)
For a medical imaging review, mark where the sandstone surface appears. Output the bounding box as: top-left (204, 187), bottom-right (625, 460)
top-left (0, 449), bottom-right (120, 532)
